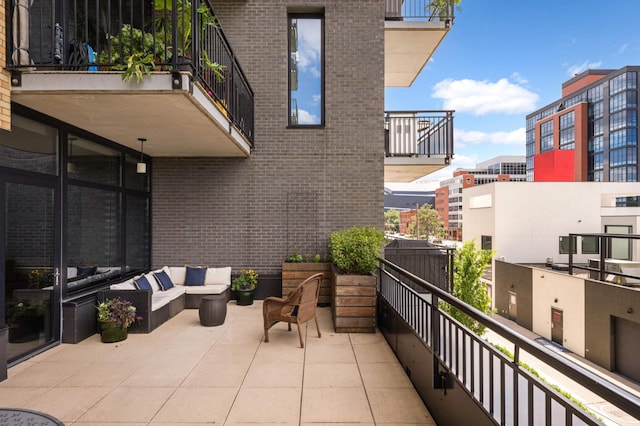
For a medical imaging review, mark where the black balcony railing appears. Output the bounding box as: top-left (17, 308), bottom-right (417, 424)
top-left (7, 0), bottom-right (254, 145)
top-left (568, 233), bottom-right (640, 286)
top-left (384, 111), bottom-right (454, 160)
top-left (385, 0), bottom-right (455, 24)
top-left (378, 258), bottom-right (640, 426)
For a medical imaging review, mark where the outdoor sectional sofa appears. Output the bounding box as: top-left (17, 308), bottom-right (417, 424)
top-left (97, 266), bottom-right (231, 333)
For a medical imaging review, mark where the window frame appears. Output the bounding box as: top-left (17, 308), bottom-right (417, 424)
top-left (287, 13), bottom-right (325, 128)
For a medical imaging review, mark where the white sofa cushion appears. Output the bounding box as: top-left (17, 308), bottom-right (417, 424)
top-left (184, 284), bottom-right (228, 295)
top-left (144, 272), bottom-right (161, 292)
top-left (169, 267), bottom-right (187, 286)
top-left (151, 286), bottom-right (185, 311)
top-left (110, 278), bottom-right (136, 290)
top-left (68, 267), bottom-right (78, 279)
top-left (205, 267), bottom-right (231, 285)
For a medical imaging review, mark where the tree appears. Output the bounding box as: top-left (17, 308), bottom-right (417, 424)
top-left (384, 209), bottom-right (400, 233)
top-left (408, 204), bottom-right (445, 240)
top-left (440, 240), bottom-right (493, 336)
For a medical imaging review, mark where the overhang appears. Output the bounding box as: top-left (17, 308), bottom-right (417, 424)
top-left (385, 21), bottom-right (450, 87)
top-left (11, 72), bottom-right (251, 157)
top-left (385, 157), bottom-right (450, 182)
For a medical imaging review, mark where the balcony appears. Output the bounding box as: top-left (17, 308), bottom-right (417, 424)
top-left (8, 0), bottom-right (254, 157)
top-left (0, 304), bottom-right (436, 424)
top-left (385, 110), bottom-right (454, 182)
top-left (379, 258), bottom-right (640, 425)
top-left (385, 0), bottom-right (454, 87)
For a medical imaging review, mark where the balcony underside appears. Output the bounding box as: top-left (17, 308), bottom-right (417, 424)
top-left (385, 21), bottom-right (450, 87)
top-left (385, 157), bottom-right (450, 182)
top-left (11, 72), bottom-right (252, 157)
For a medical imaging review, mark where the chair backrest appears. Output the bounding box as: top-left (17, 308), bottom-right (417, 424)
top-left (295, 273), bottom-right (322, 323)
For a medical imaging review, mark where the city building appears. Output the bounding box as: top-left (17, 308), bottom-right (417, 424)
top-left (526, 66), bottom-right (639, 182)
top-left (435, 155), bottom-right (526, 241)
top-left (383, 186), bottom-right (434, 211)
top-left (462, 181), bottom-right (640, 382)
top-left (0, 1), bottom-right (455, 377)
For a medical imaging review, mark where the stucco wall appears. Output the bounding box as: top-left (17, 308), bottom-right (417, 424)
top-left (531, 269), bottom-right (585, 356)
top-left (584, 279), bottom-right (640, 370)
top-left (464, 182), bottom-right (640, 264)
top-left (494, 260), bottom-right (533, 330)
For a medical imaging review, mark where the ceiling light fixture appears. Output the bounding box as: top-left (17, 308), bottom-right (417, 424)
top-left (137, 138), bottom-right (147, 174)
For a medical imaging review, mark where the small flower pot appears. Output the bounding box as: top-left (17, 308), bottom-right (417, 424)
top-left (235, 290), bottom-right (255, 306)
top-left (99, 320), bottom-right (128, 343)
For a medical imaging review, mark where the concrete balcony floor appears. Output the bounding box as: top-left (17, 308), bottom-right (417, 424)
top-left (0, 303), bottom-right (436, 425)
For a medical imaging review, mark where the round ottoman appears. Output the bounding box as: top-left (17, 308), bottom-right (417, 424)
top-left (199, 294), bottom-right (227, 326)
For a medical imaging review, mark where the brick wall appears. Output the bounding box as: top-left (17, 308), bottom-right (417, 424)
top-left (0, 0), bottom-right (11, 130)
top-left (152, 0), bottom-right (385, 274)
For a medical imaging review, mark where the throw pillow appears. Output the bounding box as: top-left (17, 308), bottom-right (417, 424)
top-left (154, 270), bottom-right (175, 291)
top-left (134, 275), bottom-right (153, 290)
top-left (184, 266), bottom-right (207, 286)
top-left (205, 266), bottom-right (232, 285)
top-left (77, 265), bottom-right (97, 276)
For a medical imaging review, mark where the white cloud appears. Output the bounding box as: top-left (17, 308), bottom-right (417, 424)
top-left (565, 60), bottom-right (602, 77)
top-left (432, 78), bottom-right (539, 115)
top-left (455, 128), bottom-right (525, 148)
top-left (297, 109), bottom-right (319, 125)
top-left (510, 72), bottom-right (528, 85)
top-left (618, 44), bottom-right (628, 55)
top-left (296, 19), bottom-right (321, 78)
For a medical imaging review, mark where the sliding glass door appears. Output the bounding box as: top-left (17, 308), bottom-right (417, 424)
top-left (3, 179), bottom-right (60, 363)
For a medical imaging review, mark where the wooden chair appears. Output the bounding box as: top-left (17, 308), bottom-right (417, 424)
top-left (263, 272), bottom-right (323, 348)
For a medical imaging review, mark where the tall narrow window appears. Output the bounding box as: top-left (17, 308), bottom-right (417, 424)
top-left (288, 14), bottom-right (323, 126)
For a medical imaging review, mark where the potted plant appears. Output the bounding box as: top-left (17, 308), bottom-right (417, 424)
top-left (6, 300), bottom-right (47, 343)
top-left (231, 269), bottom-right (259, 306)
top-left (153, 0), bottom-right (224, 81)
top-left (27, 269), bottom-right (54, 289)
top-left (96, 297), bottom-right (142, 343)
top-left (282, 252), bottom-right (332, 305)
top-left (99, 24), bottom-right (168, 83)
top-left (328, 226), bottom-right (385, 332)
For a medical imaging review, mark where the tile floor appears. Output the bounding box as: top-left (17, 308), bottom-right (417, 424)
top-left (0, 302), bottom-right (436, 425)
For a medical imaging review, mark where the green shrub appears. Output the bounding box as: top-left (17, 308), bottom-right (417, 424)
top-left (328, 226), bottom-right (385, 275)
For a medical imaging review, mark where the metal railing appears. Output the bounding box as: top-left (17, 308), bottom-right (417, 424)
top-left (378, 258), bottom-right (640, 425)
top-left (385, 0), bottom-right (455, 23)
top-left (568, 233), bottom-right (640, 285)
top-left (384, 111), bottom-right (454, 160)
top-left (7, 0), bottom-right (254, 145)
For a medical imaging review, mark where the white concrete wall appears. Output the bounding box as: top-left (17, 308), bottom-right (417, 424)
top-left (531, 268), bottom-right (586, 356)
top-left (463, 182), bottom-right (640, 264)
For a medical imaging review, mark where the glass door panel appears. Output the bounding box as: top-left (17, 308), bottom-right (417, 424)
top-left (4, 182), bottom-right (58, 362)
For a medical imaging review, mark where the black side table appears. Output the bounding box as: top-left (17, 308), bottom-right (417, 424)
top-left (199, 294), bottom-right (227, 326)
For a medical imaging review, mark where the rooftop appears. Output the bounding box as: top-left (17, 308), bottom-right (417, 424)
top-left (0, 303), bottom-right (435, 424)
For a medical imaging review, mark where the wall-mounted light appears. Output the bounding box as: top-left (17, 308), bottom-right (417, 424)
top-left (627, 307), bottom-right (634, 314)
top-left (137, 138), bottom-right (147, 174)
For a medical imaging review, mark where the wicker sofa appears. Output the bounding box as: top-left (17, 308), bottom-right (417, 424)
top-left (97, 266), bottom-right (231, 333)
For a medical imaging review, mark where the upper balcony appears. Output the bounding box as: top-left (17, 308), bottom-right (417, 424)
top-left (385, 110), bottom-right (454, 182)
top-left (385, 0), bottom-right (454, 87)
top-left (7, 0), bottom-right (254, 157)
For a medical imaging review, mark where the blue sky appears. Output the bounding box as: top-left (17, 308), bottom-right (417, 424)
top-left (385, 0), bottom-right (640, 189)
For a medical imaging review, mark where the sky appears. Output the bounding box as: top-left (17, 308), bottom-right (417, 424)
top-left (384, 0), bottom-right (640, 191)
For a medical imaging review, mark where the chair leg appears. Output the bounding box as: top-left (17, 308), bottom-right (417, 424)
top-left (296, 321), bottom-right (304, 348)
top-left (314, 316), bottom-right (321, 338)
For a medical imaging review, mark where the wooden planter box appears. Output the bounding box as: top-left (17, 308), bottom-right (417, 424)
top-left (282, 263), bottom-right (332, 305)
top-left (331, 265), bottom-right (376, 333)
